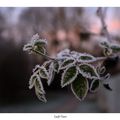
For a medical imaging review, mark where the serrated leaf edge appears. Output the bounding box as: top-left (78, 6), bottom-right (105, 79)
top-left (71, 77), bottom-right (89, 101)
top-left (61, 65), bottom-right (78, 88)
top-left (77, 53), bottom-right (96, 62)
top-left (78, 63), bottom-right (100, 79)
top-left (34, 75), bottom-right (46, 94)
top-left (47, 62), bottom-right (55, 86)
top-left (35, 89), bottom-right (47, 103)
top-left (39, 66), bottom-right (49, 79)
top-left (59, 58), bottom-right (75, 70)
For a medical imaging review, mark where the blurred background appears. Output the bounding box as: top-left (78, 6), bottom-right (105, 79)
top-left (0, 7), bottom-right (120, 113)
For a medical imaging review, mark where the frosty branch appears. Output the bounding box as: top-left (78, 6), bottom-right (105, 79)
top-left (23, 8), bottom-right (120, 103)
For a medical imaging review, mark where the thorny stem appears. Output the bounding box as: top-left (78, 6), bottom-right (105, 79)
top-left (97, 7), bottom-right (112, 42)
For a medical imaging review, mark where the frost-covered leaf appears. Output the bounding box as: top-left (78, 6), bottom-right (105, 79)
top-left (29, 74), bottom-right (37, 89)
top-left (78, 63), bottom-right (99, 79)
top-left (34, 39), bottom-right (47, 47)
top-left (23, 33), bottom-right (47, 55)
top-left (53, 61), bottom-right (61, 72)
top-left (59, 58), bottom-right (75, 70)
top-left (61, 66), bottom-right (78, 87)
top-left (33, 65), bottom-right (40, 73)
top-left (32, 33), bottom-right (47, 45)
top-left (110, 44), bottom-right (120, 52)
top-left (70, 51), bottom-right (80, 58)
top-left (104, 73), bottom-right (110, 80)
top-left (43, 60), bottom-right (52, 69)
top-left (103, 83), bottom-right (112, 91)
top-left (57, 49), bottom-right (70, 59)
top-left (103, 48), bottom-right (112, 56)
top-left (29, 72), bottom-right (47, 102)
top-left (96, 65), bottom-right (106, 75)
top-left (39, 66), bottom-right (48, 79)
top-left (90, 79), bottom-right (100, 92)
top-left (99, 40), bottom-right (113, 56)
top-left (31, 33), bottom-right (40, 41)
top-left (23, 43), bottom-right (33, 52)
top-left (99, 40), bottom-right (110, 48)
top-left (71, 74), bottom-right (88, 101)
top-left (34, 46), bottom-right (47, 54)
top-left (34, 75), bottom-right (45, 94)
top-left (47, 62), bottom-right (55, 86)
top-left (77, 53), bottom-right (96, 62)
top-left (99, 66), bottom-right (106, 74)
top-left (35, 89), bottom-right (47, 103)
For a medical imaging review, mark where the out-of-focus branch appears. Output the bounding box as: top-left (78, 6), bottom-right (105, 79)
top-left (97, 7), bottom-right (112, 42)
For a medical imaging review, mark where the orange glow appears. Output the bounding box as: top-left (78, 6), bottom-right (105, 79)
top-left (107, 19), bottom-right (120, 32)
top-left (90, 19), bottom-right (120, 34)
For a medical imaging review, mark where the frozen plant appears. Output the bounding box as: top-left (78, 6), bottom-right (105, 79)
top-left (23, 8), bottom-right (120, 102)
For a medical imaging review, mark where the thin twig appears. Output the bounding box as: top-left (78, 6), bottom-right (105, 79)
top-left (32, 48), bottom-right (108, 63)
top-left (97, 7), bottom-right (112, 42)
top-left (32, 49), bottom-right (57, 61)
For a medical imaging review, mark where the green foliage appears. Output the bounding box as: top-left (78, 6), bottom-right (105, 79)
top-left (29, 73), bottom-right (46, 102)
top-left (110, 44), bottom-right (120, 52)
top-left (39, 66), bottom-right (48, 79)
top-left (60, 58), bottom-right (75, 70)
top-left (78, 63), bottom-right (99, 79)
top-left (77, 54), bottom-right (96, 62)
top-left (53, 61), bottom-right (60, 73)
top-left (100, 40), bottom-right (120, 56)
top-left (61, 66), bottom-right (78, 87)
top-left (47, 62), bottom-right (55, 86)
top-left (23, 33), bottom-right (113, 103)
top-left (71, 74), bottom-right (88, 101)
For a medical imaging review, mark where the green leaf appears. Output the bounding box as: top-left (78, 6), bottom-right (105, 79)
top-left (71, 74), bottom-right (88, 101)
top-left (100, 40), bottom-right (110, 48)
top-left (99, 40), bottom-right (112, 56)
top-left (110, 44), bottom-right (120, 52)
top-left (35, 88), bottom-right (47, 103)
top-left (29, 74), bottom-right (37, 89)
top-left (29, 73), bottom-right (46, 103)
top-left (34, 46), bottom-right (46, 54)
top-left (34, 39), bottom-right (47, 47)
top-left (31, 33), bottom-right (40, 41)
top-left (60, 58), bottom-right (75, 70)
top-left (33, 65), bottom-right (40, 73)
top-left (43, 60), bottom-right (52, 70)
top-left (77, 54), bottom-right (96, 62)
top-left (23, 43), bottom-right (32, 52)
top-left (39, 66), bottom-right (48, 79)
top-left (90, 79), bottom-right (100, 92)
top-left (61, 66), bottom-right (78, 87)
top-left (47, 62), bottom-right (55, 86)
top-left (96, 65), bottom-right (106, 75)
top-left (53, 61), bottom-right (60, 72)
top-left (34, 75), bottom-right (45, 94)
top-left (79, 63), bottom-right (99, 79)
